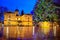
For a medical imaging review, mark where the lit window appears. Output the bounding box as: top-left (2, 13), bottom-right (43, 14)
top-left (16, 18), bottom-right (21, 21)
top-left (8, 18), bottom-right (10, 20)
top-left (18, 18), bottom-right (20, 20)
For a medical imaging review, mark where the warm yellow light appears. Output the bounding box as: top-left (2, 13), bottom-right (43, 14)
top-left (18, 18), bottom-right (20, 20)
top-left (4, 12), bottom-right (33, 38)
top-left (41, 21), bottom-right (51, 34)
top-left (6, 27), bottom-right (9, 38)
top-left (53, 22), bottom-right (59, 36)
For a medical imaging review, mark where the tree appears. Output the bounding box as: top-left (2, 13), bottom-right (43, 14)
top-left (33, 0), bottom-right (58, 22)
top-left (31, 0), bottom-right (59, 39)
top-left (0, 6), bottom-right (9, 22)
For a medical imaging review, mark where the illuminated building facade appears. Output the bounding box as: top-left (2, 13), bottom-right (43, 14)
top-left (4, 9), bottom-right (33, 39)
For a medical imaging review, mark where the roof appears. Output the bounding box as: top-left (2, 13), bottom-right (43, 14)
top-left (15, 9), bottom-right (19, 11)
top-left (6, 11), bottom-right (13, 13)
top-left (4, 11), bottom-right (14, 14)
top-left (24, 14), bottom-right (32, 15)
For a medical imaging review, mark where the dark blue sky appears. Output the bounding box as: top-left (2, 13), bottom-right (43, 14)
top-left (0, 0), bottom-right (60, 21)
top-left (0, 0), bottom-right (36, 13)
top-left (0, 0), bottom-right (60, 13)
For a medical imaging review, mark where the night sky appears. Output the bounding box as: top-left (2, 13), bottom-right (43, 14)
top-left (0, 0), bottom-right (60, 21)
top-left (0, 0), bottom-right (60, 13)
top-left (0, 0), bottom-right (36, 13)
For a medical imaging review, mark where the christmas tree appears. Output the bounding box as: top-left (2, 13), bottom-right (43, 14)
top-left (33, 0), bottom-right (58, 22)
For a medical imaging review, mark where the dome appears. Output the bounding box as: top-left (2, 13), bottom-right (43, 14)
top-left (15, 9), bottom-right (19, 11)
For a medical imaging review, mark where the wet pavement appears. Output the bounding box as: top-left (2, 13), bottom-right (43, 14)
top-left (0, 37), bottom-right (60, 40)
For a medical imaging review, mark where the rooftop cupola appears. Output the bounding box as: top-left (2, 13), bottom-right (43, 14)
top-left (15, 9), bottom-right (19, 16)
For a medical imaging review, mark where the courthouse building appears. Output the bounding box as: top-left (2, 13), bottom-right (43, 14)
top-left (4, 9), bottom-right (33, 39)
